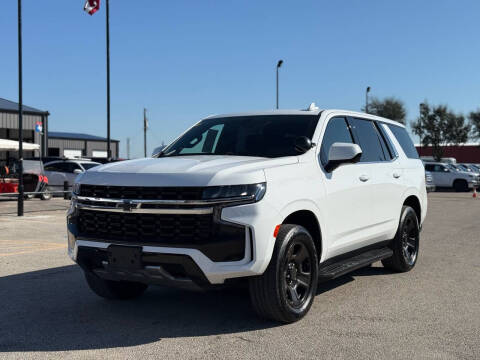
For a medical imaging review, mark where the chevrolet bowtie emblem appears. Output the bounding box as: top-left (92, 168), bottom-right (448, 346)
top-left (119, 200), bottom-right (136, 212)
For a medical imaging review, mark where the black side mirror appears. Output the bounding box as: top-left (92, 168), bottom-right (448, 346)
top-left (295, 136), bottom-right (314, 154)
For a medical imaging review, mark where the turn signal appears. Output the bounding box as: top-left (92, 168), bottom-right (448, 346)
top-left (273, 225), bottom-right (281, 238)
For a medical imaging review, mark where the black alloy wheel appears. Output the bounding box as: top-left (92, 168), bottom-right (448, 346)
top-left (382, 205), bottom-right (420, 272)
top-left (249, 224), bottom-right (318, 323)
top-left (283, 240), bottom-right (313, 310)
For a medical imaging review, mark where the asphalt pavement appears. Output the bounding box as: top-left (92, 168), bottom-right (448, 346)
top-left (0, 193), bottom-right (478, 359)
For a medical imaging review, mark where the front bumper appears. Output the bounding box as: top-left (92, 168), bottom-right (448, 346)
top-left (67, 194), bottom-right (280, 286)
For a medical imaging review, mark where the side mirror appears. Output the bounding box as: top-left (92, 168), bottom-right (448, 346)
top-left (443, 168), bottom-right (450, 173)
top-left (73, 169), bottom-right (83, 174)
top-left (152, 145), bottom-right (165, 158)
top-left (295, 136), bottom-right (314, 154)
top-left (325, 142), bottom-right (362, 172)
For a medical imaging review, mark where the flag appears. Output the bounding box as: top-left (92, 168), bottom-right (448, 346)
top-left (83, 0), bottom-right (100, 15)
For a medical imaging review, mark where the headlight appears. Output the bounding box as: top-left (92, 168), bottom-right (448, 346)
top-left (202, 183), bottom-right (266, 202)
top-left (72, 183), bottom-right (81, 195)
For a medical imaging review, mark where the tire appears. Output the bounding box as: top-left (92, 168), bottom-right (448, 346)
top-left (85, 271), bottom-right (148, 300)
top-left (41, 188), bottom-right (52, 200)
top-left (249, 224), bottom-right (318, 323)
top-left (453, 179), bottom-right (468, 192)
top-left (382, 206), bottom-right (419, 272)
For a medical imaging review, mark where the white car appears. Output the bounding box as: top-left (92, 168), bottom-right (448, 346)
top-left (68, 107), bottom-right (427, 323)
top-left (424, 162), bottom-right (478, 192)
top-left (44, 160), bottom-right (101, 193)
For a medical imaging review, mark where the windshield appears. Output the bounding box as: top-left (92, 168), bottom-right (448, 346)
top-left (81, 162), bottom-right (101, 170)
top-left (161, 115), bottom-right (319, 158)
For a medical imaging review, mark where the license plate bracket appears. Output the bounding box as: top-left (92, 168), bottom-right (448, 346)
top-left (107, 245), bottom-right (142, 270)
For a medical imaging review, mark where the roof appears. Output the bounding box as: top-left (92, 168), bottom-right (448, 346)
top-left (207, 109), bottom-right (323, 119)
top-left (48, 131), bottom-right (119, 142)
top-left (205, 108), bottom-right (405, 127)
top-left (0, 97), bottom-right (48, 114)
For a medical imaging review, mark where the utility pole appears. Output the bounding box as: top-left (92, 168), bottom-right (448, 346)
top-left (126, 137), bottom-right (130, 159)
top-left (143, 108), bottom-right (148, 157)
top-left (276, 60), bottom-right (283, 109)
top-left (17, 0), bottom-right (24, 216)
top-left (365, 86), bottom-right (371, 113)
top-left (106, 0), bottom-right (111, 160)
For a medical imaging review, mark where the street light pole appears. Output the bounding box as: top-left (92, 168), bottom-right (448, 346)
top-left (365, 86), bottom-right (371, 113)
top-left (106, 0), bottom-right (111, 161)
top-left (17, 0), bottom-right (24, 216)
top-left (276, 60), bottom-right (283, 109)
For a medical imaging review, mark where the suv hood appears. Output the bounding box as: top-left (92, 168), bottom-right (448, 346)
top-left (78, 155), bottom-right (298, 187)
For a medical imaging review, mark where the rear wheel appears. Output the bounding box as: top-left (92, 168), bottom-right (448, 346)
top-left (41, 187), bottom-right (51, 200)
top-left (249, 224), bottom-right (318, 323)
top-left (382, 206), bottom-right (419, 272)
top-left (453, 179), bottom-right (468, 192)
top-left (85, 272), bottom-right (148, 300)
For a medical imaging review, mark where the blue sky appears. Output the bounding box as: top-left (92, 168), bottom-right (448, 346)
top-left (1, 0), bottom-right (479, 158)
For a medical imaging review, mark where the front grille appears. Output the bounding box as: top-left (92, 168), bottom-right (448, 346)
top-left (78, 210), bottom-right (213, 243)
top-left (79, 185), bottom-right (204, 200)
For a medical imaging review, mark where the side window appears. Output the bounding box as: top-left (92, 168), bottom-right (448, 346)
top-left (320, 117), bottom-right (354, 166)
top-left (54, 163), bottom-right (70, 173)
top-left (376, 123), bottom-right (398, 159)
top-left (350, 118), bottom-right (386, 162)
top-left (44, 163), bottom-right (59, 172)
top-left (386, 124), bottom-right (419, 159)
top-left (424, 164), bottom-right (434, 172)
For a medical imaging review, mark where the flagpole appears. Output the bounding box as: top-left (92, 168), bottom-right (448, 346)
top-left (17, 0), bottom-right (24, 216)
top-left (106, 0), bottom-right (111, 160)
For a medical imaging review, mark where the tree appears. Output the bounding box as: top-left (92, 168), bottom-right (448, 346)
top-left (363, 97), bottom-right (407, 124)
top-left (412, 102), bottom-right (470, 161)
top-left (469, 110), bottom-right (480, 140)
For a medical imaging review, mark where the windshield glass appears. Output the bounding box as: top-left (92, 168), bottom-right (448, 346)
top-left (81, 162), bottom-right (101, 170)
top-left (161, 115), bottom-right (319, 158)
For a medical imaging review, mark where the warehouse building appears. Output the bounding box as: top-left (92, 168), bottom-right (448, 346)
top-left (0, 97), bottom-right (49, 165)
top-left (48, 132), bottom-right (119, 159)
top-left (1, 97), bottom-right (119, 163)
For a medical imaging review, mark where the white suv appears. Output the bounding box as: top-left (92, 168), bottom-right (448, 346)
top-left (424, 162), bottom-right (479, 192)
top-left (67, 107), bottom-right (427, 323)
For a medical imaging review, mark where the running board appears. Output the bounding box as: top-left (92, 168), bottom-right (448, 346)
top-left (318, 247), bottom-right (393, 281)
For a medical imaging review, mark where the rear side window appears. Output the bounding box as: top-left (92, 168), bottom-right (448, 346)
top-left (350, 118), bottom-right (386, 162)
top-left (387, 124), bottom-right (419, 159)
top-left (424, 164), bottom-right (434, 172)
top-left (320, 117), bottom-right (354, 166)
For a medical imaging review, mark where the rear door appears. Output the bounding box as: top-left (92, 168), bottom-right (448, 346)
top-left (318, 116), bottom-right (374, 257)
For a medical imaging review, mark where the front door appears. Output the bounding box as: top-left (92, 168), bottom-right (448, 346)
top-left (318, 116), bottom-right (374, 258)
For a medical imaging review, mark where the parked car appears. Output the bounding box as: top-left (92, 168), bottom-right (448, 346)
top-left (425, 171), bottom-right (436, 192)
top-left (424, 162), bottom-right (479, 191)
top-left (0, 160), bottom-right (51, 200)
top-left (68, 107), bottom-right (427, 323)
top-left (44, 159), bottom-right (101, 194)
top-left (459, 163), bottom-right (480, 176)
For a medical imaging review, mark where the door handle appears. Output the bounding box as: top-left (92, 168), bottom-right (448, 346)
top-left (359, 174), bottom-right (370, 182)
top-left (393, 172), bottom-right (401, 179)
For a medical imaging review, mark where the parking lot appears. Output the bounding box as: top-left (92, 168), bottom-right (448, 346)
top-left (0, 193), bottom-right (478, 359)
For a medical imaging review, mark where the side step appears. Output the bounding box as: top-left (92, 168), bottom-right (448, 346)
top-left (318, 247), bottom-right (393, 281)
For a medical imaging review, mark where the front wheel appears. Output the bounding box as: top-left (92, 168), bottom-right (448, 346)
top-left (85, 272), bottom-right (148, 300)
top-left (249, 224), bottom-right (318, 323)
top-left (382, 206), bottom-right (419, 272)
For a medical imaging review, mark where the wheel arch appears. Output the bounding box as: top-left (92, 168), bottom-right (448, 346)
top-left (282, 209), bottom-right (322, 262)
top-left (403, 195), bottom-right (421, 224)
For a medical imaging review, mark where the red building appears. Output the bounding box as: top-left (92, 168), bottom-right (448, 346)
top-left (416, 143), bottom-right (480, 163)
